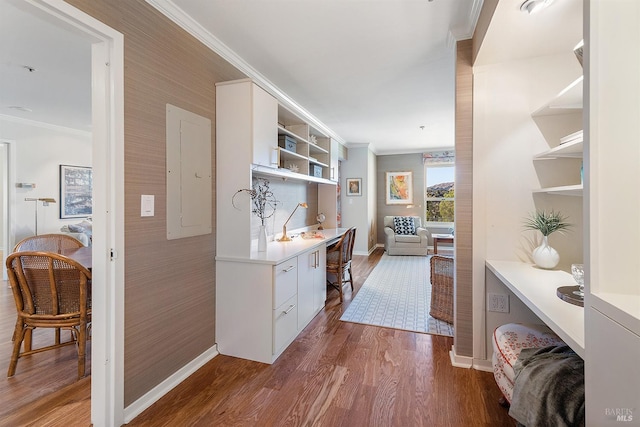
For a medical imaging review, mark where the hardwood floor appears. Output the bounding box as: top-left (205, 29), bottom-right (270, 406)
top-left (1, 248), bottom-right (514, 426)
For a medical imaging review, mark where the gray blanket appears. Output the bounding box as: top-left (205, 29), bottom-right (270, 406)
top-left (508, 345), bottom-right (585, 427)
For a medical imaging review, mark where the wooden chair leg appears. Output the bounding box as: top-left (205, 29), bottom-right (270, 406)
top-left (77, 325), bottom-right (87, 379)
top-left (8, 326), bottom-right (26, 377)
top-left (347, 265), bottom-right (354, 291)
top-left (23, 328), bottom-right (32, 352)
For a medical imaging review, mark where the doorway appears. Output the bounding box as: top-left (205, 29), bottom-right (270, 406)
top-left (0, 0), bottom-right (125, 425)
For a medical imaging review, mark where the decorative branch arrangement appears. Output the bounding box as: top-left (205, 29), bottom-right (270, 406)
top-left (232, 178), bottom-right (280, 225)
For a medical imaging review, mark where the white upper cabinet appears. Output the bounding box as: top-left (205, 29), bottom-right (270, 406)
top-left (216, 79), bottom-right (278, 169)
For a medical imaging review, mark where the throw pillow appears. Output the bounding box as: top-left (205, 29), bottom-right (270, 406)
top-left (393, 217), bottom-right (416, 235)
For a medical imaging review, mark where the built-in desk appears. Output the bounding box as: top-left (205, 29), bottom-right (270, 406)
top-left (486, 260), bottom-right (585, 358)
top-left (216, 228), bottom-right (347, 364)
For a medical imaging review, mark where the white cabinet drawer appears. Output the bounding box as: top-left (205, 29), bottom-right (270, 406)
top-left (273, 295), bottom-right (298, 355)
top-left (274, 259), bottom-right (297, 309)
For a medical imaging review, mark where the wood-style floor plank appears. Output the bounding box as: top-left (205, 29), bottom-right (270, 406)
top-left (1, 248), bottom-right (515, 426)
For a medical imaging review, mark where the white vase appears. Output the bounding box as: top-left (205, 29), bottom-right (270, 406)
top-left (258, 225), bottom-right (267, 252)
top-left (532, 235), bottom-right (559, 269)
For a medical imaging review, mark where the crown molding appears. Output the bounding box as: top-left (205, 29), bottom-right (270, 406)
top-left (449, 0), bottom-right (483, 46)
top-left (0, 114), bottom-right (92, 137)
top-left (145, 0), bottom-right (345, 144)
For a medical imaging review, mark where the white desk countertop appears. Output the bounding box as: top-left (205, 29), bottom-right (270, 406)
top-left (486, 259), bottom-right (585, 358)
top-left (216, 228), bottom-right (348, 265)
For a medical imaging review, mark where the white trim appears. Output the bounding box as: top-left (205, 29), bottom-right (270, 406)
top-left (0, 114), bottom-right (92, 137)
top-left (26, 1), bottom-right (126, 426)
top-left (449, 345), bottom-right (473, 368)
top-left (123, 347), bottom-right (220, 423)
top-left (472, 358), bottom-right (493, 372)
top-left (145, 0), bottom-right (344, 145)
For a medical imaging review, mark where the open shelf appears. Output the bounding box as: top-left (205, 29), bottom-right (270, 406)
top-left (533, 76), bottom-right (583, 117)
top-left (533, 184), bottom-right (583, 196)
top-left (534, 138), bottom-right (583, 159)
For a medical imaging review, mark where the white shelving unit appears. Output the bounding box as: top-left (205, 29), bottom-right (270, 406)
top-left (277, 105), bottom-right (333, 180)
top-left (532, 76), bottom-right (584, 197)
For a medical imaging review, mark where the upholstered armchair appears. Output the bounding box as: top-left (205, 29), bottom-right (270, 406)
top-left (383, 216), bottom-right (430, 256)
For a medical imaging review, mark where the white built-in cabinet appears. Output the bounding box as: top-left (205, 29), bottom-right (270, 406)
top-left (216, 78), bottom-right (339, 260)
top-left (585, 1), bottom-right (640, 424)
top-left (215, 78), bottom-right (340, 364)
top-left (216, 244), bottom-right (327, 364)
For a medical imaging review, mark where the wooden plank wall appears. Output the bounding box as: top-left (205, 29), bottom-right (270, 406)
top-left (454, 39), bottom-right (474, 357)
top-left (67, 0), bottom-right (245, 406)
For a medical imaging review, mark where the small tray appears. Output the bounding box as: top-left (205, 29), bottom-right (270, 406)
top-left (556, 285), bottom-right (584, 307)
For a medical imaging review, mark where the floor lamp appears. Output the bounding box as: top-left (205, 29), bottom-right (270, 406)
top-left (25, 197), bottom-right (56, 235)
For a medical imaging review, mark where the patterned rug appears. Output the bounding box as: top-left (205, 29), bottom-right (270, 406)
top-left (340, 254), bottom-right (454, 337)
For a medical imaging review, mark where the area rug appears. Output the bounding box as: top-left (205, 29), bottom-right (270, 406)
top-left (340, 254), bottom-right (454, 337)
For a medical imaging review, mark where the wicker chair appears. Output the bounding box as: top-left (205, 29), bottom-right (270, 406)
top-left (429, 255), bottom-right (454, 324)
top-left (326, 227), bottom-right (356, 302)
top-left (14, 233), bottom-right (84, 253)
top-left (6, 251), bottom-right (92, 379)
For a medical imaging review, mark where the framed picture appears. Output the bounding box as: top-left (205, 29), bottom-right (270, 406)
top-left (346, 178), bottom-right (362, 196)
top-left (60, 165), bottom-right (93, 218)
top-left (386, 171), bottom-right (413, 205)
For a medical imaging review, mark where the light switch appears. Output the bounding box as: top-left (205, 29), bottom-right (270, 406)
top-left (141, 194), bottom-right (154, 217)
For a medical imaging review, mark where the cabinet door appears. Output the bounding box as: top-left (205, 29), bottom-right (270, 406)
top-left (314, 247), bottom-right (327, 311)
top-left (330, 138), bottom-right (339, 182)
top-left (297, 249), bottom-right (317, 329)
top-left (251, 83), bottom-right (278, 168)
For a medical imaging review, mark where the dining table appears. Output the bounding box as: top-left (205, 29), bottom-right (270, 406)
top-left (61, 246), bottom-right (92, 270)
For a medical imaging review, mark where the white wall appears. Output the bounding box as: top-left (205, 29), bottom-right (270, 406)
top-left (367, 149), bottom-right (377, 251)
top-left (341, 144), bottom-right (374, 255)
top-left (473, 52), bottom-right (583, 361)
top-left (0, 117), bottom-right (92, 244)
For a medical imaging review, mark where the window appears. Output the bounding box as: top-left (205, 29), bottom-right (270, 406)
top-left (425, 164), bottom-right (454, 224)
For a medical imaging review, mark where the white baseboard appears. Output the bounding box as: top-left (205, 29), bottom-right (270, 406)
top-left (123, 345), bottom-right (219, 423)
top-left (449, 345), bottom-right (473, 368)
top-left (473, 358), bottom-right (493, 372)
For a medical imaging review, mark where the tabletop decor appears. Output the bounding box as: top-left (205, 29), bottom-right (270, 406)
top-left (232, 178), bottom-right (279, 251)
top-left (523, 210), bottom-right (571, 269)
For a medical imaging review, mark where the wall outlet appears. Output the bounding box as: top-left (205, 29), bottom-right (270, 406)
top-left (488, 293), bottom-right (509, 313)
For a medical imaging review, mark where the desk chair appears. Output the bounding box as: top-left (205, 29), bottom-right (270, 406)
top-left (326, 227), bottom-right (356, 302)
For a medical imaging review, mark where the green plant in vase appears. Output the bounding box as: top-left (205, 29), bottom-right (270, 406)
top-left (523, 210), bottom-right (571, 269)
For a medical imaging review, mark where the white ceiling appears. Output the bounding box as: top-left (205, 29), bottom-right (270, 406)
top-left (156, 0), bottom-right (481, 154)
top-left (0, 0), bottom-right (582, 155)
top-left (0, 0), bottom-right (93, 133)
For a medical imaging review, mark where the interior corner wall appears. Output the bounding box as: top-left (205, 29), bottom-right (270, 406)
top-left (341, 145), bottom-right (373, 255)
top-left (367, 149), bottom-right (377, 252)
top-left (67, 0), bottom-right (246, 406)
top-left (375, 153), bottom-right (425, 245)
top-left (472, 52), bottom-right (584, 361)
top-left (0, 119), bottom-right (92, 243)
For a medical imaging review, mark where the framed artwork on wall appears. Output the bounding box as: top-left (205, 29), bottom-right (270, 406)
top-left (346, 178), bottom-right (362, 196)
top-left (386, 171), bottom-right (413, 205)
top-left (60, 165), bottom-right (93, 219)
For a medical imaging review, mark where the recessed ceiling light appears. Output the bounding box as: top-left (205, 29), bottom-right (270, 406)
top-left (520, 0), bottom-right (554, 14)
top-left (8, 106), bottom-right (33, 112)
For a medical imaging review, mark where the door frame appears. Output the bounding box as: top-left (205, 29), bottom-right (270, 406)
top-left (28, 1), bottom-right (125, 425)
